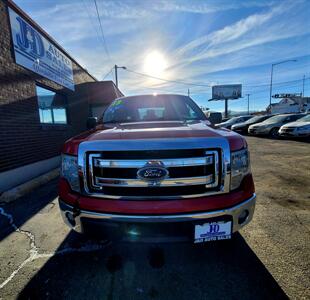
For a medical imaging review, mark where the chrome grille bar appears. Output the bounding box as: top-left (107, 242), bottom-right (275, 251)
top-left (78, 138), bottom-right (231, 199)
top-left (94, 156), bottom-right (213, 168)
top-left (94, 175), bottom-right (214, 187)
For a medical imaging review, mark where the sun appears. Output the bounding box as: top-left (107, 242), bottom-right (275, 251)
top-left (143, 51), bottom-right (168, 77)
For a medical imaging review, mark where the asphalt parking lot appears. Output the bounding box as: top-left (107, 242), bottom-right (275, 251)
top-left (0, 137), bottom-right (309, 300)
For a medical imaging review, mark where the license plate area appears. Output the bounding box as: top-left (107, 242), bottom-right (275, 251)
top-left (194, 219), bottom-right (232, 243)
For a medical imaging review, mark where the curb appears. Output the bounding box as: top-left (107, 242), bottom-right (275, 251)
top-left (0, 168), bottom-right (60, 204)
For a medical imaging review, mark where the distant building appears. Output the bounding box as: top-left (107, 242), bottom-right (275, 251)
top-left (267, 94), bottom-right (310, 114)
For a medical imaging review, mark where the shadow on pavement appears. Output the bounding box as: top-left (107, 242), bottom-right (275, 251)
top-left (18, 232), bottom-right (288, 300)
top-left (0, 178), bottom-right (58, 242)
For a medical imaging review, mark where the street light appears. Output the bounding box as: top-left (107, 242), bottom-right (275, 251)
top-left (114, 65), bottom-right (126, 88)
top-left (269, 59), bottom-right (297, 108)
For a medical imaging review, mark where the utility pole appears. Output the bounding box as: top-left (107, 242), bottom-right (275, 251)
top-left (246, 94), bottom-right (250, 115)
top-left (269, 59), bottom-right (297, 110)
top-left (269, 64), bottom-right (273, 108)
top-left (302, 75), bottom-right (305, 96)
top-left (224, 99), bottom-right (228, 118)
top-left (114, 65), bottom-right (118, 88)
top-left (114, 65), bottom-right (126, 88)
top-left (188, 88), bottom-right (190, 97)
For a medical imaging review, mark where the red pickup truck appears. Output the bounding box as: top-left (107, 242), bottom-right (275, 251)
top-left (59, 94), bottom-right (255, 243)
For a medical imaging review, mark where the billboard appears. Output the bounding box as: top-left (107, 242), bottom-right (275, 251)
top-left (211, 84), bottom-right (242, 100)
top-left (8, 8), bottom-right (75, 91)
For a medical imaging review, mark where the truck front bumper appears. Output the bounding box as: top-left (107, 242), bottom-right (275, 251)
top-left (58, 194), bottom-right (256, 242)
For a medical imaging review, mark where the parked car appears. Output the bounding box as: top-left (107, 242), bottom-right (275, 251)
top-left (215, 115), bottom-right (253, 129)
top-left (59, 94), bottom-right (256, 243)
top-left (248, 113), bottom-right (304, 137)
top-left (278, 114), bottom-right (310, 138)
top-left (206, 112), bottom-right (222, 125)
top-left (231, 115), bottom-right (272, 134)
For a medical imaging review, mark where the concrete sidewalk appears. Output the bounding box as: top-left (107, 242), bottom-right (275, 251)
top-left (0, 168), bottom-right (59, 204)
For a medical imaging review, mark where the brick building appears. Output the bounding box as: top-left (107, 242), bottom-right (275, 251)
top-left (0, 0), bottom-right (123, 193)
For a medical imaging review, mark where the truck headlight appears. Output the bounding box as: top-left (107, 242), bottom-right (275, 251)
top-left (61, 154), bottom-right (80, 192)
top-left (231, 149), bottom-right (250, 190)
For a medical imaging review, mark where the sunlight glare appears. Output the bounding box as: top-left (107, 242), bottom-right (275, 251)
top-left (144, 51), bottom-right (168, 77)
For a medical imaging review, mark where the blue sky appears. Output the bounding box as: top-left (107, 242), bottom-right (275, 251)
top-left (15, 0), bottom-right (310, 112)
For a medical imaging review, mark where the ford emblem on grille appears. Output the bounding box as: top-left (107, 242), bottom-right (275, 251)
top-left (137, 161), bottom-right (169, 182)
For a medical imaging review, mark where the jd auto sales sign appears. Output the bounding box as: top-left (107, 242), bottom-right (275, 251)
top-left (8, 8), bottom-right (75, 91)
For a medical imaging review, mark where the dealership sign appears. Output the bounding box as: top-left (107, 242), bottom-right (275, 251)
top-left (211, 84), bottom-right (242, 100)
top-left (273, 93), bottom-right (302, 98)
top-left (8, 8), bottom-right (75, 90)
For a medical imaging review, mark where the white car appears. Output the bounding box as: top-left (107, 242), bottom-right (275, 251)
top-left (279, 114), bottom-right (310, 137)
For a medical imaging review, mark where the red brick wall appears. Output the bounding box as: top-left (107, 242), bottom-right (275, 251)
top-left (0, 1), bottom-right (96, 172)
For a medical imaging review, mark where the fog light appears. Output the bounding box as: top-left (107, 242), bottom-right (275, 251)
top-left (66, 212), bottom-right (76, 227)
top-left (238, 210), bottom-right (249, 225)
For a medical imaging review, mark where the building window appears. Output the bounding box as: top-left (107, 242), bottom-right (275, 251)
top-left (36, 85), bottom-right (67, 124)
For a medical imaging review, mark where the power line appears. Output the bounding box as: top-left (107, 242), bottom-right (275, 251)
top-left (81, 0), bottom-right (102, 48)
top-left (142, 77), bottom-right (310, 96)
top-left (93, 0), bottom-right (111, 62)
top-left (124, 68), bottom-right (212, 87)
top-left (102, 67), bottom-right (114, 80)
top-left (268, 62), bottom-right (310, 73)
top-left (81, 0), bottom-right (115, 80)
top-left (124, 82), bottom-right (189, 95)
top-left (124, 67), bottom-right (310, 90)
top-left (244, 77), bottom-right (310, 88)
top-left (244, 82), bottom-right (309, 96)
top-left (124, 78), bottom-right (309, 99)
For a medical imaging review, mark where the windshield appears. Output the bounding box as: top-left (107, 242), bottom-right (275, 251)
top-left (103, 95), bottom-right (206, 123)
top-left (244, 116), bottom-right (265, 124)
top-left (297, 114), bottom-right (310, 122)
top-left (261, 115), bottom-right (287, 124)
top-left (222, 117), bottom-right (239, 124)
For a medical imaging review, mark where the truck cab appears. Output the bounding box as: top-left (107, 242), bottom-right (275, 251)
top-left (59, 94), bottom-right (255, 243)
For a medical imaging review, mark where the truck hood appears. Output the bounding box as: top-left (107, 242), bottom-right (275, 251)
top-left (63, 121), bottom-right (246, 155)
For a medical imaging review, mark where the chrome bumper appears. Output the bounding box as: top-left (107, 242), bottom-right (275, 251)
top-left (59, 194), bottom-right (256, 235)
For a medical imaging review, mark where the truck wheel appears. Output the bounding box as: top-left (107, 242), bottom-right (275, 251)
top-left (269, 127), bottom-right (279, 138)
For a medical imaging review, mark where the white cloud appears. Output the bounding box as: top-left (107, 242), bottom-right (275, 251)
top-left (14, 0), bottom-right (310, 98)
top-left (152, 0), bottom-right (276, 14)
top-left (165, 1), bottom-right (310, 81)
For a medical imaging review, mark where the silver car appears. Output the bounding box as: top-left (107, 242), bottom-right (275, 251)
top-left (279, 114), bottom-right (310, 137)
top-left (248, 114), bottom-right (304, 137)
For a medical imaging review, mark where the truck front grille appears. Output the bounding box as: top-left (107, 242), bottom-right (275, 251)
top-left (78, 138), bottom-right (230, 200)
top-left (85, 149), bottom-right (220, 198)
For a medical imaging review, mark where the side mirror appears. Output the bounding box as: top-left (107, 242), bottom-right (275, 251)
top-left (87, 117), bottom-right (97, 129)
